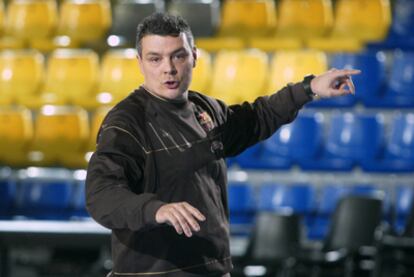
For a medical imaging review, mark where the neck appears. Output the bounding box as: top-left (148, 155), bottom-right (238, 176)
top-left (141, 85), bottom-right (188, 103)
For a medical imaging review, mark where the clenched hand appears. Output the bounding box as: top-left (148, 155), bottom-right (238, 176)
top-left (311, 68), bottom-right (361, 98)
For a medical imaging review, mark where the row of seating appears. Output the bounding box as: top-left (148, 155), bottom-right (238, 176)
top-left (0, 0), bottom-right (411, 52)
top-left (232, 111), bottom-right (414, 173)
top-left (228, 182), bottom-right (414, 239)
top-left (1, 48), bottom-right (414, 108)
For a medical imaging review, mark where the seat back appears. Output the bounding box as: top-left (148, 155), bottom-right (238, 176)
top-left (324, 196), bottom-right (383, 251)
top-left (219, 0), bottom-right (277, 37)
top-left (247, 212), bottom-right (302, 262)
top-left (99, 48), bottom-right (143, 105)
top-left (0, 178), bottom-right (16, 218)
top-left (387, 51), bottom-right (414, 98)
top-left (228, 181), bottom-right (256, 234)
top-left (385, 113), bottom-right (414, 162)
top-left (88, 106), bottom-right (111, 151)
top-left (331, 0), bottom-right (391, 42)
top-left (189, 49), bottom-right (212, 93)
top-left (276, 0), bottom-right (333, 38)
top-left (168, 0), bottom-right (220, 37)
top-left (109, 0), bottom-right (165, 46)
top-left (43, 49), bottom-right (99, 108)
top-left (0, 107), bottom-right (33, 167)
top-left (0, 49), bottom-right (45, 107)
top-left (58, 0), bottom-right (112, 42)
top-left (210, 49), bottom-right (268, 104)
top-left (267, 50), bottom-right (327, 92)
top-left (5, 0), bottom-right (57, 41)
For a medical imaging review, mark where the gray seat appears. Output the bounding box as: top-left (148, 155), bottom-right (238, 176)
top-left (109, 0), bottom-right (165, 47)
top-left (167, 0), bottom-right (220, 37)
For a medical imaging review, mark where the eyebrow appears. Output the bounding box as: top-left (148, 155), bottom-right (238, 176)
top-left (145, 47), bottom-right (188, 57)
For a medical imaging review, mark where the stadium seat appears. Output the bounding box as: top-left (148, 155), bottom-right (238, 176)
top-left (16, 175), bottom-right (73, 219)
top-left (168, 0), bottom-right (220, 37)
top-left (98, 48), bottom-right (143, 106)
top-left (248, 37), bottom-right (303, 52)
top-left (0, 49), bottom-right (45, 108)
top-left (300, 113), bottom-right (385, 171)
top-left (394, 185), bottom-right (414, 234)
top-left (42, 49), bottom-right (100, 108)
top-left (195, 37), bottom-right (245, 52)
top-left (189, 49), bottom-right (212, 93)
top-left (0, 1), bottom-right (4, 35)
top-left (276, 0), bottom-right (333, 39)
top-left (219, 0), bottom-right (277, 38)
top-left (108, 0), bottom-right (165, 48)
top-left (309, 184), bottom-right (387, 240)
top-left (71, 180), bottom-right (89, 218)
top-left (308, 51), bottom-right (386, 107)
top-left (228, 181), bottom-right (256, 235)
top-left (5, 0), bottom-right (58, 41)
top-left (88, 106), bottom-right (111, 152)
top-left (378, 50), bottom-right (414, 108)
top-left (0, 178), bottom-right (16, 219)
top-left (58, 0), bottom-right (112, 43)
top-left (362, 113), bottom-right (414, 172)
top-left (330, 0), bottom-right (391, 43)
top-left (30, 106), bottom-right (90, 168)
top-left (262, 112), bottom-right (324, 168)
top-left (209, 49), bottom-right (269, 104)
top-left (0, 106), bottom-right (33, 167)
top-left (266, 50), bottom-right (327, 93)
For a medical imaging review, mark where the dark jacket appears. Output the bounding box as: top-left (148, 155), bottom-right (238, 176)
top-left (86, 84), bottom-right (311, 276)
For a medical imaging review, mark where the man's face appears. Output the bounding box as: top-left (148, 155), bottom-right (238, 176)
top-left (138, 33), bottom-right (196, 101)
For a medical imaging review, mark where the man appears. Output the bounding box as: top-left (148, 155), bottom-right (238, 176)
top-left (86, 13), bottom-right (360, 277)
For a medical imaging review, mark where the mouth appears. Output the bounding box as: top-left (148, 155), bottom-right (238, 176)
top-left (164, 80), bottom-right (179, 89)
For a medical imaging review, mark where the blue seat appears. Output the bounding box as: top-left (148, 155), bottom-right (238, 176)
top-left (228, 181), bottom-right (256, 235)
top-left (71, 181), bottom-right (89, 219)
top-left (16, 179), bottom-right (73, 220)
top-left (0, 179), bottom-right (16, 219)
top-left (394, 185), bottom-right (414, 234)
top-left (300, 113), bottom-right (384, 171)
top-left (309, 184), bottom-right (387, 240)
top-left (362, 113), bottom-right (414, 172)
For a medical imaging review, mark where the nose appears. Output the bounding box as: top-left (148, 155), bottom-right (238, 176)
top-left (163, 58), bottom-right (177, 75)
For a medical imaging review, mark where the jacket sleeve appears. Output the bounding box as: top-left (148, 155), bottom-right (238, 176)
top-left (221, 82), bottom-right (312, 157)
top-left (85, 125), bottom-right (165, 231)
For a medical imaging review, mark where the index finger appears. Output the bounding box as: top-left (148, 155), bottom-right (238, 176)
top-left (182, 203), bottom-right (206, 222)
top-left (331, 69), bottom-right (361, 77)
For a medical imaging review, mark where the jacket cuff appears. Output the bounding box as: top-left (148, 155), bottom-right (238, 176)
top-left (290, 82), bottom-right (313, 107)
top-left (142, 199), bottom-right (166, 226)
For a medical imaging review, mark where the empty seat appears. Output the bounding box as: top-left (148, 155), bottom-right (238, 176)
top-left (248, 37), bottom-right (303, 52)
top-left (189, 48), bottom-right (212, 93)
top-left (331, 0), bottom-right (391, 42)
top-left (168, 0), bottom-right (220, 37)
top-left (301, 113), bottom-right (385, 171)
top-left (71, 180), bottom-right (89, 218)
top-left (5, 0), bottom-right (58, 41)
top-left (362, 113), bottom-right (414, 172)
top-left (209, 49), bottom-right (269, 104)
top-left (88, 106), bottom-right (111, 152)
top-left (379, 50), bottom-right (414, 107)
top-left (219, 0), bottom-right (277, 38)
top-left (276, 0), bottom-right (333, 38)
top-left (16, 176), bottom-right (73, 219)
top-left (267, 50), bottom-right (327, 93)
top-left (0, 49), bottom-right (45, 108)
top-left (99, 48), bottom-right (143, 106)
top-left (42, 49), bottom-right (100, 108)
top-left (262, 112), bottom-right (324, 168)
top-left (30, 106), bottom-right (89, 167)
top-left (58, 0), bottom-right (112, 43)
top-left (0, 107), bottom-right (33, 167)
top-left (0, 1), bottom-right (4, 35)
top-left (0, 178), bottom-right (16, 219)
top-left (394, 185), bottom-right (414, 234)
top-left (228, 181), bottom-right (256, 235)
top-left (108, 0), bottom-right (165, 47)
top-left (194, 37), bottom-right (245, 52)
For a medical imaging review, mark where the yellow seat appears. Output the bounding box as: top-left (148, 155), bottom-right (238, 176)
top-left (195, 37), bottom-right (245, 52)
top-left (30, 105), bottom-right (89, 167)
top-left (267, 50), bottom-right (328, 93)
top-left (42, 49), bottom-right (100, 109)
top-left (276, 0), bottom-right (333, 38)
top-left (248, 37), bottom-right (303, 52)
top-left (331, 0), bottom-right (391, 42)
top-left (58, 0), bottom-right (112, 43)
top-left (209, 49), bottom-right (269, 105)
top-left (99, 48), bottom-right (143, 106)
top-left (5, 0), bottom-right (58, 41)
top-left (0, 1), bottom-right (4, 35)
top-left (219, 0), bottom-right (277, 38)
top-left (189, 49), bottom-right (212, 93)
top-left (0, 106), bottom-right (33, 167)
top-left (88, 106), bottom-right (111, 151)
top-left (0, 50), bottom-right (45, 107)
top-left (306, 37), bottom-right (364, 53)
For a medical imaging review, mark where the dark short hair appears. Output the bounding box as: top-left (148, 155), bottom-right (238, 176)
top-left (136, 13), bottom-right (194, 56)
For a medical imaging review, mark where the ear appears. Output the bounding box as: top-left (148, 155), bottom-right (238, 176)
top-left (192, 47), bottom-right (198, 68)
top-left (137, 54), bottom-right (144, 74)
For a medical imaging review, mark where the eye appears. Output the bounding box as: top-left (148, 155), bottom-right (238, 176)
top-left (148, 56), bottom-right (161, 63)
top-left (173, 52), bottom-right (188, 61)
